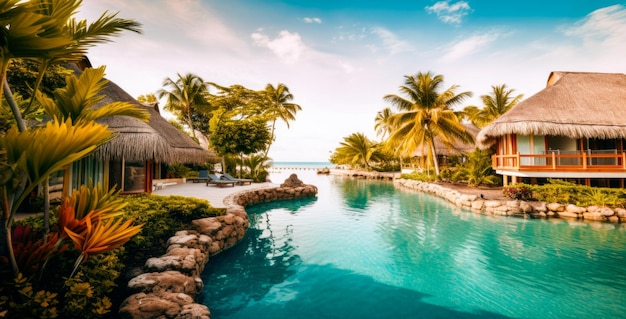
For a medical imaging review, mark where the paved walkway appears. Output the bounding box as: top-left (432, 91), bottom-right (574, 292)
top-left (152, 181), bottom-right (277, 208)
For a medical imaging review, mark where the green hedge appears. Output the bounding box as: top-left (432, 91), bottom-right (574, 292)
top-left (505, 179), bottom-right (626, 208)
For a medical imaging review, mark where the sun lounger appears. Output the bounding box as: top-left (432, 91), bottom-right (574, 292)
top-left (220, 173), bottom-right (253, 185)
top-left (188, 170), bottom-right (209, 183)
top-left (206, 174), bottom-right (235, 187)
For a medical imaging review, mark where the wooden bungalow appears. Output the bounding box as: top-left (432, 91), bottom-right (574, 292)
top-left (476, 71), bottom-right (626, 187)
top-left (55, 63), bottom-right (219, 197)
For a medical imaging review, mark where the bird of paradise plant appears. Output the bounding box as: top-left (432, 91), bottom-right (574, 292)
top-left (64, 214), bottom-right (142, 278)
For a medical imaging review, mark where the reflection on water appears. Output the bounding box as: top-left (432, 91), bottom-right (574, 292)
top-left (202, 174), bottom-right (626, 319)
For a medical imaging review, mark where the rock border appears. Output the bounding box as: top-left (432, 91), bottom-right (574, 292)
top-left (118, 183), bottom-right (318, 319)
top-left (394, 179), bottom-right (626, 223)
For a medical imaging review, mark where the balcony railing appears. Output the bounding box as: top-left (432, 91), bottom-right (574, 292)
top-left (492, 151), bottom-right (626, 172)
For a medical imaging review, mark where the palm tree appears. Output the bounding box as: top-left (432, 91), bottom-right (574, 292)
top-left (158, 73), bottom-right (211, 140)
top-left (374, 107), bottom-right (394, 140)
top-left (261, 83), bottom-right (302, 159)
top-left (384, 72), bottom-right (473, 176)
top-left (335, 132), bottom-right (385, 169)
top-left (461, 84), bottom-right (523, 128)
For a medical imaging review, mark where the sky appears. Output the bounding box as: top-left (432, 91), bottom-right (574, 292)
top-left (77, 1), bottom-right (626, 162)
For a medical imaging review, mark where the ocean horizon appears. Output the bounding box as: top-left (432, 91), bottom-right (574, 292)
top-left (270, 161), bottom-right (333, 169)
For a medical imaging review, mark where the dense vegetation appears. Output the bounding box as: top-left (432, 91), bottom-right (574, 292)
top-left (1, 193), bottom-right (223, 318)
top-left (505, 179), bottom-right (626, 208)
top-left (330, 72), bottom-right (521, 188)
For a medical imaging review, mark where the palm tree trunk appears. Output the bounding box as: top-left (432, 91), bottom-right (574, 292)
top-left (263, 120), bottom-right (277, 159)
top-left (430, 137), bottom-right (440, 176)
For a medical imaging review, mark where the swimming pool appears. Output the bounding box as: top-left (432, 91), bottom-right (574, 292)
top-left (201, 172), bottom-right (626, 319)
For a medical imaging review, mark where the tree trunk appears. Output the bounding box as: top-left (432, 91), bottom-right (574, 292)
top-left (430, 137), bottom-right (440, 176)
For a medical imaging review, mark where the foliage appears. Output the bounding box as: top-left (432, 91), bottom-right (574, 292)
top-left (383, 72), bottom-right (473, 176)
top-left (119, 195), bottom-right (225, 266)
top-left (505, 180), bottom-right (626, 207)
top-left (461, 84), bottom-right (523, 128)
top-left (401, 170), bottom-right (439, 182)
top-left (331, 132), bottom-right (388, 169)
top-left (242, 154), bottom-right (271, 182)
top-left (210, 118), bottom-right (271, 157)
top-left (157, 73), bottom-right (212, 140)
top-left (166, 163), bottom-right (193, 178)
top-left (7, 60), bottom-right (70, 100)
top-left (371, 161), bottom-right (401, 172)
top-left (451, 149), bottom-right (501, 186)
top-left (505, 186), bottom-right (532, 200)
top-left (259, 83), bottom-right (302, 158)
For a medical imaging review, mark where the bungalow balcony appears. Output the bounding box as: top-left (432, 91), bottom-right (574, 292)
top-left (492, 150), bottom-right (626, 179)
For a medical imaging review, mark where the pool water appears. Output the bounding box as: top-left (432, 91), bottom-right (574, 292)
top-left (201, 173), bottom-right (626, 319)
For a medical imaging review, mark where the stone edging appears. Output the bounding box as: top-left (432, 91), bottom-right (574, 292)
top-left (394, 179), bottom-right (626, 223)
top-left (118, 184), bottom-right (318, 319)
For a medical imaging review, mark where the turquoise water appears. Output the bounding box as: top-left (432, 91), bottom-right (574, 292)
top-left (201, 173), bottom-right (626, 319)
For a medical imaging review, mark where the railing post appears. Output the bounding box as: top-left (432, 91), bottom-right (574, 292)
top-left (516, 153), bottom-right (520, 169)
top-left (582, 152), bottom-right (587, 169)
top-left (552, 152), bottom-right (556, 169)
top-left (623, 152), bottom-right (626, 169)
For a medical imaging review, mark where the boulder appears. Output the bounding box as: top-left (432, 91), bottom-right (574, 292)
top-left (280, 174), bottom-right (305, 188)
top-left (546, 203), bottom-right (565, 212)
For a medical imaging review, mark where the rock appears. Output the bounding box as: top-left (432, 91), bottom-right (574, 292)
top-left (598, 207), bottom-right (615, 217)
top-left (615, 208), bottom-right (626, 218)
top-left (565, 204), bottom-right (585, 214)
top-left (557, 211), bottom-right (578, 219)
top-left (547, 203), bottom-right (565, 212)
top-left (608, 216), bottom-right (619, 223)
top-left (528, 201), bottom-right (547, 212)
top-left (127, 271), bottom-right (199, 296)
top-left (583, 212), bottom-right (605, 221)
top-left (280, 174), bottom-right (305, 188)
top-left (519, 201), bottom-right (533, 213)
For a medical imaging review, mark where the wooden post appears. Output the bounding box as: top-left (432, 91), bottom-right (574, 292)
top-left (516, 152), bottom-right (520, 169)
top-left (503, 175), bottom-right (508, 187)
top-left (582, 152), bottom-right (587, 169)
top-left (512, 175), bottom-right (518, 185)
top-left (622, 152), bottom-right (625, 169)
top-left (552, 152), bottom-right (556, 169)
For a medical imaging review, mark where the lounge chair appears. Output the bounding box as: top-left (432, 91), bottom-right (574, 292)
top-left (206, 174), bottom-right (235, 187)
top-left (220, 173), bottom-right (253, 185)
top-left (189, 170), bottom-right (209, 183)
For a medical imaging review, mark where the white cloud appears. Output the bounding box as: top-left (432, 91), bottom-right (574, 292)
top-left (304, 17), bottom-right (322, 24)
top-left (371, 27), bottom-right (413, 55)
top-left (425, 1), bottom-right (471, 24)
top-left (564, 5), bottom-right (626, 47)
top-left (251, 30), bottom-right (307, 63)
top-left (441, 32), bottom-right (499, 61)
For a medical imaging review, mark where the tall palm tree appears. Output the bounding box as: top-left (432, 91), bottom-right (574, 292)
top-left (384, 72), bottom-right (473, 176)
top-left (261, 83), bottom-right (302, 158)
top-left (461, 84), bottom-right (523, 128)
top-left (374, 107), bottom-right (394, 140)
top-left (158, 73), bottom-right (211, 140)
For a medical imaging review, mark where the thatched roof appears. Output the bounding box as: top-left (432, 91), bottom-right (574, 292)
top-left (67, 63), bottom-right (217, 164)
top-left (412, 123), bottom-right (479, 157)
top-left (141, 104), bottom-right (220, 164)
top-left (477, 71), bottom-right (626, 149)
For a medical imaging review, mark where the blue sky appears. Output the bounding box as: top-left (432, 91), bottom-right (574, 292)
top-left (78, 1), bottom-right (626, 162)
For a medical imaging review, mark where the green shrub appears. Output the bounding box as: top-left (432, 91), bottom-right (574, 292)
top-left (506, 179), bottom-right (626, 208)
top-left (119, 195), bottom-right (225, 267)
top-left (401, 170), bottom-right (439, 182)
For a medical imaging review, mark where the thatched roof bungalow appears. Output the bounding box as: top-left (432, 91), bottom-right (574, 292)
top-left (477, 71), bottom-right (626, 187)
top-left (61, 62), bottom-right (218, 195)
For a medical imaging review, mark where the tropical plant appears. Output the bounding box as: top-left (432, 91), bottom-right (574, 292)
top-left (332, 132), bottom-right (387, 169)
top-left (452, 149), bottom-right (501, 186)
top-left (243, 154), bottom-right (272, 182)
top-left (259, 83), bottom-right (302, 158)
top-left (461, 84), bottom-right (523, 128)
top-left (374, 107), bottom-right (395, 140)
top-left (210, 118), bottom-right (271, 176)
top-left (384, 72), bottom-right (473, 176)
top-left (158, 73), bottom-right (212, 140)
